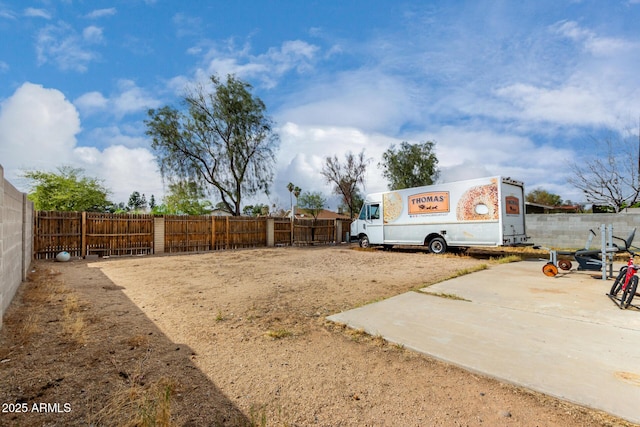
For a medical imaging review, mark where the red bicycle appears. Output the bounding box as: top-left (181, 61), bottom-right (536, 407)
top-left (608, 251), bottom-right (639, 309)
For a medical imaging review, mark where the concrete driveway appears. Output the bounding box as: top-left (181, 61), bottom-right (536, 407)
top-left (327, 260), bottom-right (640, 424)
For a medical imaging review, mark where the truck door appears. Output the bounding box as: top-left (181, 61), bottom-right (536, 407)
top-left (502, 184), bottom-right (526, 244)
top-left (364, 202), bottom-right (384, 244)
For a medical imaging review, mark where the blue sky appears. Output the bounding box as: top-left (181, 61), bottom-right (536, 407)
top-left (1, 0), bottom-right (640, 210)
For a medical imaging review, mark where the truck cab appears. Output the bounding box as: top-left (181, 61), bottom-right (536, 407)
top-left (351, 196), bottom-right (383, 248)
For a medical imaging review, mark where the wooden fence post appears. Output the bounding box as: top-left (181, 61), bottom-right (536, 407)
top-left (225, 216), bottom-right (230, 249)
top-left (81, 211), bottom-right (87, 258)
top-left (211, 216), bottom-right (216, 250)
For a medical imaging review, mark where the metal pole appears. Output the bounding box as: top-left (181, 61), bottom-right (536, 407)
top-left (601, 224), bottom-right (606, 280)
top-left (608, 224), bottom-right (614, 279)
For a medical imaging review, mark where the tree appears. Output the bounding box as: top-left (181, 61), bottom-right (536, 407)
top-left (162, 180), bottom-right (213, 215)
top-left (297, 191), bottom-right (326, 220)
top-left (297, 191), bottom-right (326, 241)
top-left (569, 125), bottom-right (640, 212)
top-left (321, 150), bottom-right (369, 219)
top-left (127, 191), bottom-right (148, 212)
top-left (379, 141), bottom-right (439, 190)
top-left (286, 182), bottom-right (301, 217)
top-left (213, 201), bottom-right (233, 215)
top-left (146, 74), bottom-right (279, 216)
top-left (242, 203), bottom-right (269, 216)
top-left (526, 188), bottom-right (563, 206)
top-left (339, 189), bottom-right (363, 217)
top-left (23, 166), bottom-right (111, 212)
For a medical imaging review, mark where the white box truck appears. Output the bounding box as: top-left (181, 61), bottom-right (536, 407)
top-left (350, 176), bottom-right (528, 253)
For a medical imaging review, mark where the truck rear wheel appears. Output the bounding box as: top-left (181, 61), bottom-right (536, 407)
top-left (359, 235), bottom-right (370, 248)
top-left (427, 237), bottom-right (447, 254)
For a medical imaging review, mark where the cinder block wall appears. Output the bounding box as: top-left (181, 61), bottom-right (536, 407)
top-left (526, 213), bottom-right (640, 249)
top-left (1, 165), bottom-right (34, 329)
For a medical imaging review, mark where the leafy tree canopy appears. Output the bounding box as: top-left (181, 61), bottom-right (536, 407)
top-left (127, 191), bottom-right (148, 212)
top-left (242, 203), bottom-right (269, 216)
top-left (379, 141), bottom-right (439, 190)
top-left (526, 188), bottom-right (563, 206)
top-left (297, 191), bottom-right (326, 220)
top-left (156, 180), bottom-right (213, 215)
top-left (146, 74), bottom-right (279, 216)
top-left (23, 166), bottom-right (111, 212)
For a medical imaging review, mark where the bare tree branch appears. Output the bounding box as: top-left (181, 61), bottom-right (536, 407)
top-left (320, 150), bottom-right (370, 218)
top-left (569, 126), bottom-right (640, 212)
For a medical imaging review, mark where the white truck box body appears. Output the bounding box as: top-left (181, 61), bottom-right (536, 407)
top-left (350, 176), bottom-right (528, 251)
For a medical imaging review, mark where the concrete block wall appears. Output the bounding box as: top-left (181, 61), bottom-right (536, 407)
top-left (526, 213), bottom-right (640, 249)
top-left (1, 165), bottom-right (34, 329)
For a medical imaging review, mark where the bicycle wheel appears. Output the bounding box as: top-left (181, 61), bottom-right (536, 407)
top-left (621, 275), bottom-right (639, 309)
top-left (609, 266), bottom-right (628, 296)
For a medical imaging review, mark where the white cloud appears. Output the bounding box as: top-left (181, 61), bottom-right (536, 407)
top-left (485, 21), bottom-right (640, 128)
top-left (86, 126), bottom-right (149, 149)
top-left (173, 13), bottom-right (202, 38)
top-left (74, 91), bottom-right (108, 113)
top-left (494, 83), bottom-right (613, 126)
top-left (85, 8), bottom-right (117, 19)
top-left (112, 80), bottom-right (161, 117)
top-left (0, 82), bottom-right (163, 203)
top-left (193, 39), bottom-right (320, 89)
top-left (74, 80), bottom-right (161, 118)
top-left (0, 82), bottom-right (79, 175)
top-left (276, 69), bottom-right (417, 133)
top-left (0, 8), bottom-right (16, 20)
top-left (552, 20), bottom-right (637, 56)
top-left (36, 22), bottom-right (102, 72)
top-left (24, 7), bottom-right (51, 19)
top-left (82, 26), bottom-right (104, 44)
top-left (99, 145), bottom-right (164, 203)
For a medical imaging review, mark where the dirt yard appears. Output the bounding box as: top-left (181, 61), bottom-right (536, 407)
top-left (0, 246), bottom-right (633, 426)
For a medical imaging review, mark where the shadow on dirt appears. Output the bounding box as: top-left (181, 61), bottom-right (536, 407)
top-left (0, 259), bottom-right (250, 426)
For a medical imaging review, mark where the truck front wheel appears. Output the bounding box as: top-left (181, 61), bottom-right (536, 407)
top-left (427, 237), bottom-right (447, 254)
top-left (359, 235), bottom-right (370, 248)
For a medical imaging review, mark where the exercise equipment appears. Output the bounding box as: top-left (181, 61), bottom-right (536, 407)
top-left (541, 225), bottom-right (636, 280)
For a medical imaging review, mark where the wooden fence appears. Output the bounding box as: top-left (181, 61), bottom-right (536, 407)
top-left (33, 212), bottom-right (351, 260)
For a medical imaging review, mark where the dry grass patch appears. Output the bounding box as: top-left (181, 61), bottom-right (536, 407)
top-left (265, 328), bottom-right (293, 339)
top-left (416, 291), bottom-right (470, 301)
top-left (92, 376), bottom-right (177, 427)
top-left (490, 254), bottom-right (523, 264)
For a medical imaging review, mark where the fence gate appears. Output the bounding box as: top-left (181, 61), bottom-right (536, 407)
top-left (34, 211), bottom-right (82, 259)
top-left (164, 215), bottom-right (212, 253)
top-left (34, 212), bottom-right (153, 259)
top-left (85, 213), bottom-right (153, 257)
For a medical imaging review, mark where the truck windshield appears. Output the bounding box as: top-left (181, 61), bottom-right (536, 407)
top-left (358, 205), bottom-right (366, 220)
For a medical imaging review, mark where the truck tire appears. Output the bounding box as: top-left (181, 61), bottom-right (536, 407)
top-left (428, 237), bottom-right (447, 254)
top-left (359, 235), bottom-right (370, 248)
